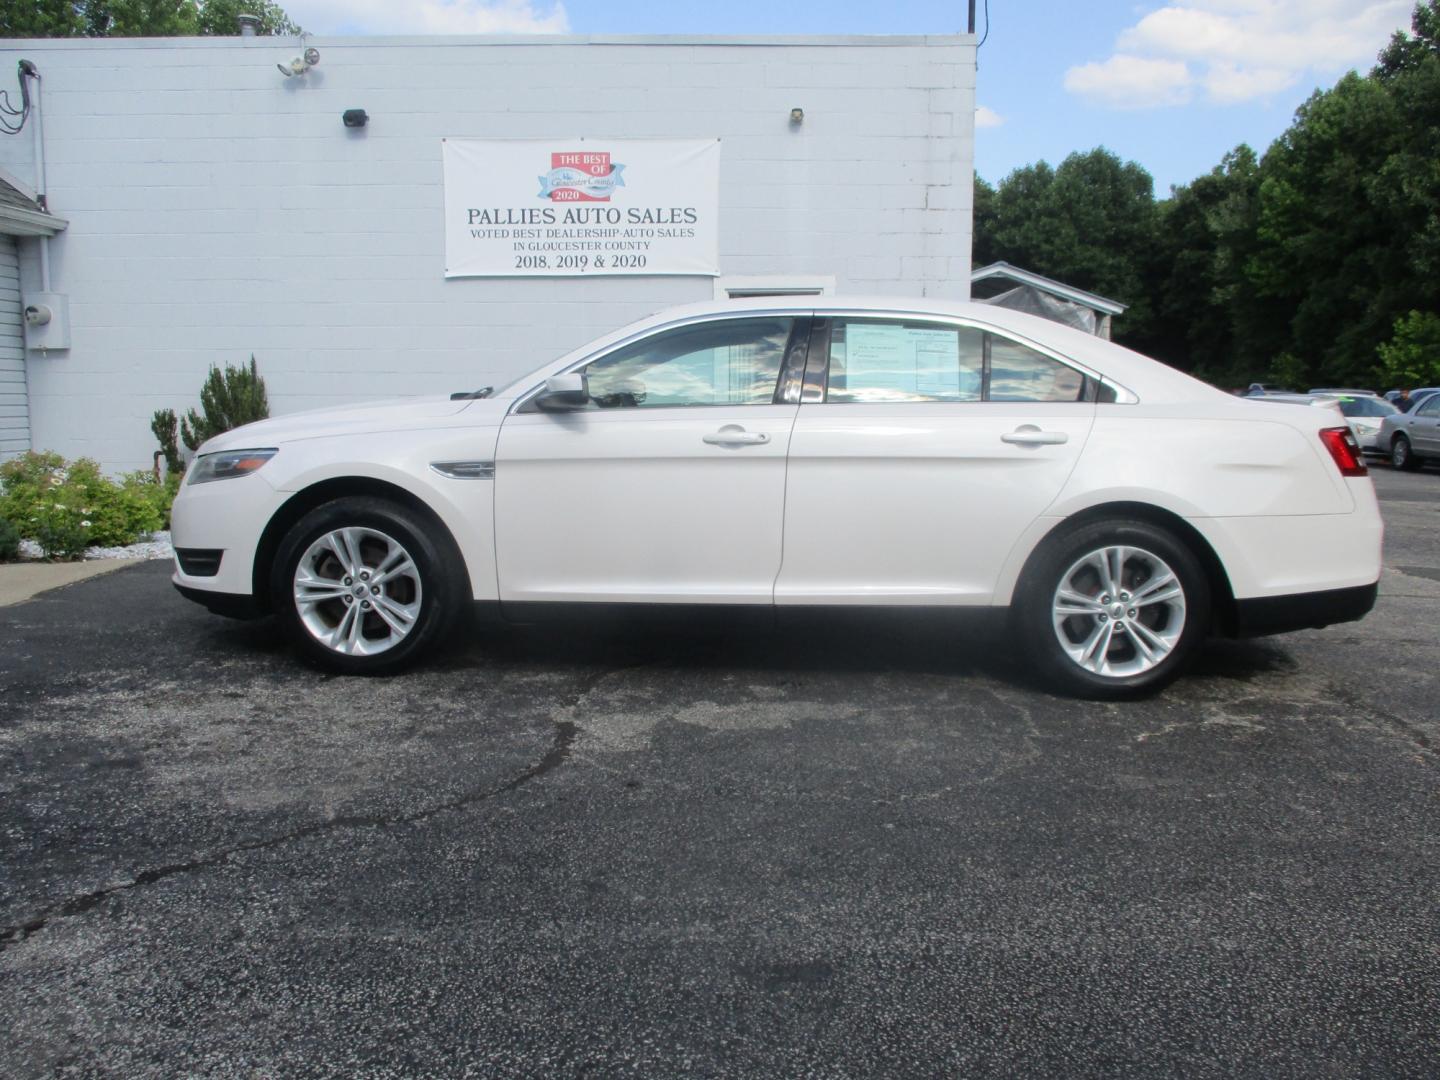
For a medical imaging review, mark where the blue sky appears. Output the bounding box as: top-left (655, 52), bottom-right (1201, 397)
top-left (283, 1), bottom-right (1418, 195)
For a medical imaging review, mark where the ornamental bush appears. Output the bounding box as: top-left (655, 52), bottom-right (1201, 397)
top-left (0, 451), bottom-right (165, 559)
top-left (180, 356), bottom-right (269, 452)
top-left (119, 469), bottom-right (181, 530)
top-left (0, 516), bottom-right (19, 562)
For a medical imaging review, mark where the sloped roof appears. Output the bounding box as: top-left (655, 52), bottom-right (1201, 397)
top-left (971, 261), bottom-right (1127, 316)
top-left (0, 173), bottom-right (66, 236)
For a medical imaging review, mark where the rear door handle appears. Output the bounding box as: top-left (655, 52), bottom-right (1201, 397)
top-left (703, 425), bottom-right (770, 447)
top-left (1001, 426), bottom-right (1069, 446)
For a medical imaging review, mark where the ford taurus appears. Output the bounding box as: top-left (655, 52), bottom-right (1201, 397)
top-left (171, 298), bottom-right (1383, 698)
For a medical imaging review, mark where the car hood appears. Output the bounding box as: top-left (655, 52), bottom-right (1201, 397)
top-left (198, 395), bottom-right (504, 452)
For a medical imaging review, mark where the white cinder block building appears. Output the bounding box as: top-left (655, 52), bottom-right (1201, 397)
top-left (0, 32), bottom-right (976, 472)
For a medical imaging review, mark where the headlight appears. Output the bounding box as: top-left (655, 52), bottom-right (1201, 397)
top-left (187, 448), bottom-right (278, 485)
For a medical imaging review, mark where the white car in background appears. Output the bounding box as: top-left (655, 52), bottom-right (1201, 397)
top-left (170, 298), bottom-right (1383, 698)
top-left (1312, 393), bottom-right (1400, 454)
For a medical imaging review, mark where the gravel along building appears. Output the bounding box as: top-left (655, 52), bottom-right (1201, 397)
top-left (0, 32), bottom-right (977, 472)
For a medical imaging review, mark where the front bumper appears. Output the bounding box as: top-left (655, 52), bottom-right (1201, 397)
top-left (173, 582), bottom-right (264, 620)
top-left (1232, 581), bottom-right (1378, 637)
top-left (169, 470), bottom-right (278, 599)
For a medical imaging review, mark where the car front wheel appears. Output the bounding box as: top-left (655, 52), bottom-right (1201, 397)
top-left (1391, 433), bottom-right (1418, 471)
top-left (271, 496), bottom-right (464, 674)
top-left (1015, 519), bottom-right (1211, 699)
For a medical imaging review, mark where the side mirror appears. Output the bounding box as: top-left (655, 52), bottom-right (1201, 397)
top-left (535, 372), bottom-right (590, 411)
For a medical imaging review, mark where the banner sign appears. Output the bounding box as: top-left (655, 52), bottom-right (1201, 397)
top-left (443, 138), bottom-right (720, 278)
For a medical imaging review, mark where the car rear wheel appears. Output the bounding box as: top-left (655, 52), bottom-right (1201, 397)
top-left (1015, 519), bottom-right (1211, 699)
top-left (271, 496), bottom-right (464, 674)
top-left (1391, 433), bottom-right (1419, 471)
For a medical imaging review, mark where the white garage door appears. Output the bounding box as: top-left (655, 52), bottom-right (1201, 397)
top-left (0, 234), bottom-right (28, 458)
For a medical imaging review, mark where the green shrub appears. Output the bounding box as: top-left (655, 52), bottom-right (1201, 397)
top-left (0, 516), bottom-right (19, 562)
top-left (28, 487), bottom-right (91, 560)
top-left (181, 356), bottom-right (269, 451)
top-left (120, 469), bottom-right (181, 529)
top-left (0, 451), bottom-right (64, 536)
top-left (0, 451), bottom-right (165, 559)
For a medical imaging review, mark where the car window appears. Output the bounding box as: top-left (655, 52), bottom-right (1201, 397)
top-left (827, 320), bottom-right (984, 402)
top-left (581, 317), bottom-right (795, 409)
top-left (1336, 397), bottom-right (1396, 418)
top-left (825, 319), bottom-right (1087, 403)
top-left (988, 336), bottom-right (1087, 402)
top-left (1417, 396), bottom-right (1440, 417)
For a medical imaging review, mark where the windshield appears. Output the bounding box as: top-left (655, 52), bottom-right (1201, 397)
top-left (1333, 396), bottom-right (1398, 418)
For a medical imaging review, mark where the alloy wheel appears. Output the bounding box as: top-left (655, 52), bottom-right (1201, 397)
top-left (1051, 545), bottom-right (1187, 678)
top-left (292, 527), bottom-right (423, 656)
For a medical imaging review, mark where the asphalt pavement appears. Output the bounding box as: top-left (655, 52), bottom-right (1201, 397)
top-left (1, 467), bottom-right (1437, 1077)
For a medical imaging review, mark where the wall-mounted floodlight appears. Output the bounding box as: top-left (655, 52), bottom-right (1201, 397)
top-left (278, 48), bottom-right (320, 77)
top-left (789, 107), bottom-right (804, 125)
top-left (342, 109), bottom-right (369, 128)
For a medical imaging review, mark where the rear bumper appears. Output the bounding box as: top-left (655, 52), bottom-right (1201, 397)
top-left (1231, 581), bottom-right (1378, 638)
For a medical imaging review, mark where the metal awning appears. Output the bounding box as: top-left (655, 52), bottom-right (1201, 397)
top-left (0, 173), bottom-right (66, 237)
top-left (971, 261), bottom-right (1127, 316)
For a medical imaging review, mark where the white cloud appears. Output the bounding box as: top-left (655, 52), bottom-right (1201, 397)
top-left (283, 0), bottom-right (569, 35)
top-left (1202, 62), bottom-right (1296, 104)
top-left (1063, 55), bottom-right (1195, 109)
top-left (1066, 1), bottom-right (1412, 108)
top-left (975, 105), bottom-right (1004, 128)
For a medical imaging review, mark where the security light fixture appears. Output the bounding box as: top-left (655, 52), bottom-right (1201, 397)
top-left (278, 48), bottom-right (320, 78)
top-left (789, 107), bottom-right (804, 125)
top-left (342, 109), bottom-right (369, 129)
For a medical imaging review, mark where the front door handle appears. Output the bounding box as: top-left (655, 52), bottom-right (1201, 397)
top-left (703, 425), bottom-right (770, 447)
top-left (1001, 425), bottom-right (1069, 446)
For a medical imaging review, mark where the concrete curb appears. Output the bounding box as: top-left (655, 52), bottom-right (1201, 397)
top-left (0, 560), bottom-right (136, 607)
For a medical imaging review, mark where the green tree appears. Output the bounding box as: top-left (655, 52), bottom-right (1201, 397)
top-left (1148, 146), bottom-right (1285, 381)
top-left (974, 148), bottom-right (1160, 349)
top-left (1, 0), bottom-right (299, 36)
top-left (194, 0), bottom-right (298, 36)
top-left (1377, 0), bottom-right (1440, 76)
top-left (0, 0), bottom-right (83, 36)
top-left (1242, 0), bottom-right (1440, 387)
top-left (1376, 310), bottom-right (1440, 387)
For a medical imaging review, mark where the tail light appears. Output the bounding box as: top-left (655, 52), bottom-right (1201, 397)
top-left (1319, 426), bottom-right (1367, 477)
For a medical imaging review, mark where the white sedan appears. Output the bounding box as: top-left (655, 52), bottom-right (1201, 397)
top-left (171, 298), bottom-right (1383, 698)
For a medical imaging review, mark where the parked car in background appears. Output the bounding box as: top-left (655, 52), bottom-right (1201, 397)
top-left (1379, 391), bottom-right (1440, 470)
top-left (1308, 388), bottom-right (1378, 397)
top-left (169, 298), bottom-right (1383, 699)
top-left (1385, 387), bottom-right (1440, 411)
top-left (1312, 394), bottom-right (1400, 454)
top-left (1241, 392), bottom-right (1347, 418)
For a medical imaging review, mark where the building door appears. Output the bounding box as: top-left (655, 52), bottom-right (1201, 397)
top-left (0, 234), bottom-right (28, 459)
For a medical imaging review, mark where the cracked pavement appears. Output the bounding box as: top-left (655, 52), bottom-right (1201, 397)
top-left (1, 468), bottom-right (1437, 1076)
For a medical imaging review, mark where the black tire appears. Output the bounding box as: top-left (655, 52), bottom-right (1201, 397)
top-left (1013, 518), bottom-right (1212, 700)
top-left (270, 496), bottom-right (465, 674)
top-left (1391, 434), bottom-right (1419, 471)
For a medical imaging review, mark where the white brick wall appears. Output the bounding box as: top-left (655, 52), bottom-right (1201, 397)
top-left (0, 34), bottom-right (976, 472)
